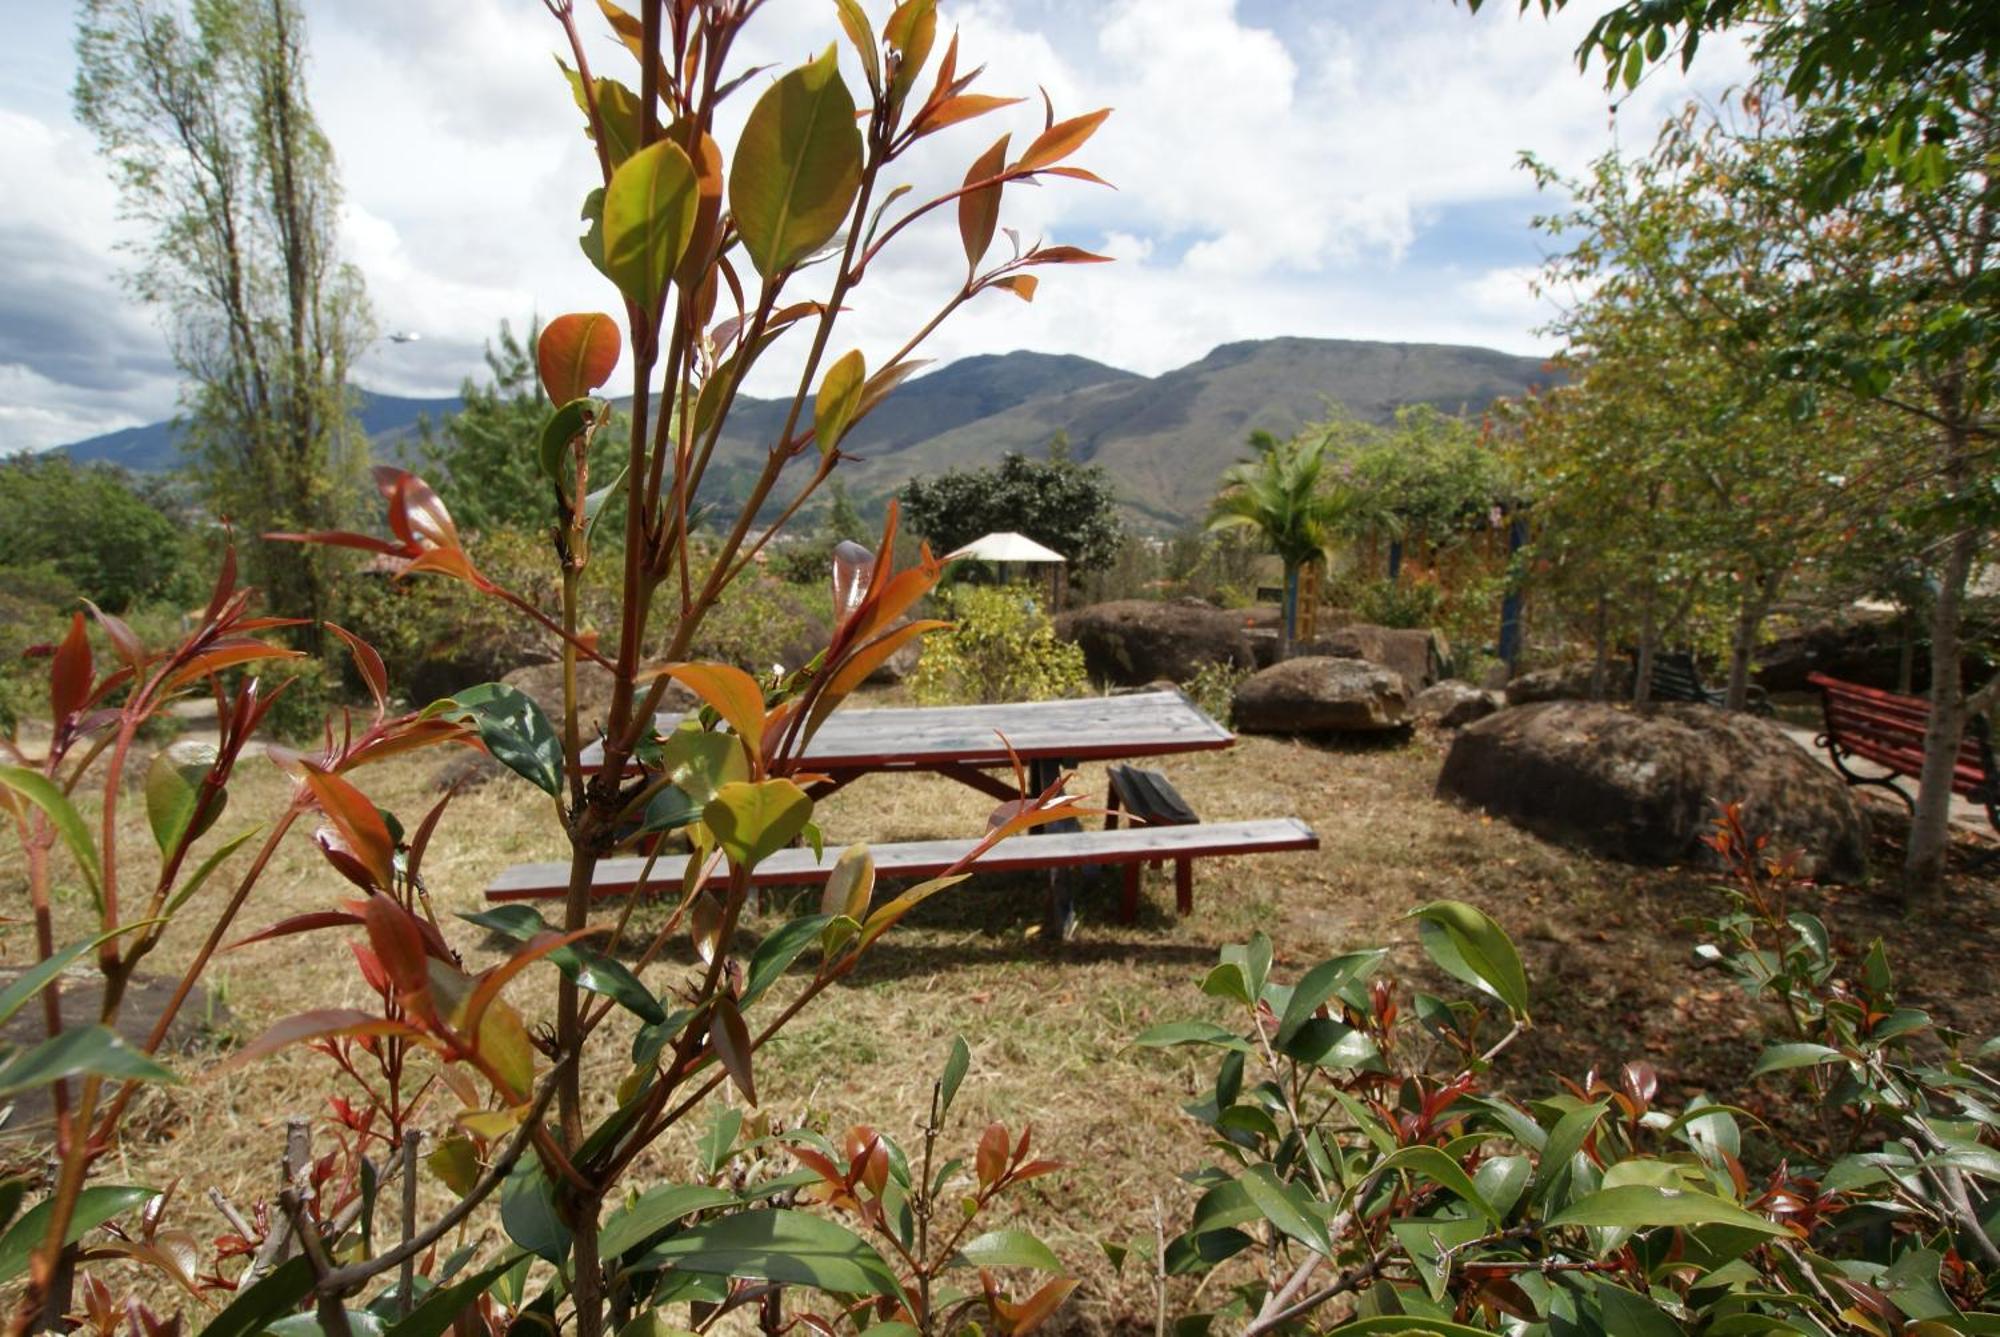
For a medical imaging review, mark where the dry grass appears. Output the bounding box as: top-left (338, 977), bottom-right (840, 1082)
top-left (7, 692), bottom-right (2000, 1330)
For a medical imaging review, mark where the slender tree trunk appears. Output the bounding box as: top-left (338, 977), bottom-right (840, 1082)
top-left (1726, 571), bottom-right (1782, 711)
top-left (1589, 591), bottom-right (1610, 700)
top-left (1279, 563), bottom-right (1298, 661)
top-left (1633, 590), bottom-right (1657, 706)
top-left (1905, 510), bottom-right (1978, 894)
top-left (1897, 606), bottom-right (1916, 696)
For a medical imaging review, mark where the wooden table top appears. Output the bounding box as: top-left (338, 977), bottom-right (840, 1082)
top-left (578, 689), bottom-right (1234, 774)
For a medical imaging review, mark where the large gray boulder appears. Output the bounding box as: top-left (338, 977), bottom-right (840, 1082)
top-left (1436, 701), bottom-right (1867, 881)
top-left (1234, 657), bottom-right (1410, 734)
top-left (1055, 598), bottom-right (1257, 687)
top-left (1314, 624), bottom-right (1449, 690)
top-left (1412, 680), bottom-right (1500, 729)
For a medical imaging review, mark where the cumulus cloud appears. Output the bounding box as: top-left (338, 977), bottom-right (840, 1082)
top-left (0, 0), bottom-right (1751, 451)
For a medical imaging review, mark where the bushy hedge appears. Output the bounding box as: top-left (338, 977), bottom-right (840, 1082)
top-left (910, 585), bottom-right (1086, 705)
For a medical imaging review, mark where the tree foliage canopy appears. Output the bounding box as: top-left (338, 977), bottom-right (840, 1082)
top-left (900, 450), bottom-right (1125, 573)
top-left (0, 455), bottom-right (186, 612)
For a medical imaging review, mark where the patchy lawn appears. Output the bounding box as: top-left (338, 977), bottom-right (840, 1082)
top-left (7, 693), bottom-right (1999, 1330)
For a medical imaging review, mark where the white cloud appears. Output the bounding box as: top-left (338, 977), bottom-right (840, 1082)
top-left (2, 0), bottom-right (1754, 449)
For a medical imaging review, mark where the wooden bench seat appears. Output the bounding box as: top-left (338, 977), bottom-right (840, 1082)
top-left (1635, 650), bottom-right (1772, 715)
top-left (485, 818), bottom-right (1320, 919)
top-left (1105, 765), bottom-right (1201, 919)
top-left (1807, 673), bottom-right (1997, 813)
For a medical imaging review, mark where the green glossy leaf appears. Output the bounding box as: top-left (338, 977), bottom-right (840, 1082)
top-left (1133, 1020), bottom-right (1253, 1052)
top-left (164, 825), bottom-right (261, 918)
top-left (1474, 1152), bottom-right (1531, 1221)
top-left (704, 779), bottom-right (813, 869)
top-left (940, 1034), bottom-right (970, 1116)
top-left (1199, 961), bottom-right (1253, 1006)
top-left (1274, 949), bottom-right (1387, 1046)
top-left (0, 1024), bottom-right (178, 1097)
top-left (1410, 901), bottom-right (1529, 1019)
top-left (634, 1208), bottom-right (902, 1297)
top-left (741, 914), bottom-right (832, 1009)
top-left (1752, 1042), bottom-right (1845, 1075)
top-left (1238, 1164), bottom-right (1329, 1255)
top-left (600, 1184), bottom-right (739, 1260)
top-left (0, 924), bottom-right (152, 1028)
top-left (813, 349), bottom-right (865, 457)
top-left (1376, 1146), bottom-right (1500, 1226)
top-left (1533, 1100), bottom-right (1607, 1207)
top-left (728, 45), bottom-right (863, 277)
top-left (956, 1228), bottom-right (1061, 1271)
top-left (538, 399), bottom-right (596, 496)
top-left (501, 1149), bottom-right (570, 1265)
top-left (603, 138), bottom-right (700, 308)
top-left (383, 1253), bottom-right (526, 1337)
top-left (434, 683), bottom-right (563, 797)
top-left (1546, 1184), bottom-right (1785, 1235)
top-left (144, 740), bottom-right (222, 854)
top-left (658, 722), bottom-right (749, 807)
top-left (1283, 1019), bottom-right (1381, 1071)
top-left (0, 764), bottom-right (101, 902)
top-left (698, 1109), bottom-right (743, 1178)
top-left (459, 906), bottom-right (665, 1026)
top-left (199, 1256), bottom-right (316, 1337)
top-left (0, 1184), bottom-right (158, 1285)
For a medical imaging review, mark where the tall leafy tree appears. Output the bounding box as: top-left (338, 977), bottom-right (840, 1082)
top-left (75, 0), bottom-right (371, 650)
top-left (900, 449), bottom-right (1125, 574)
top-left (0, 455), bottom-right (187, 612)
top-left (1207, 429), bottom-right (1352, 654)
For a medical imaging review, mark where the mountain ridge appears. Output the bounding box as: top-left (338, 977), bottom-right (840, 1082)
top-left (51, 337), bottom-right (1553, 526)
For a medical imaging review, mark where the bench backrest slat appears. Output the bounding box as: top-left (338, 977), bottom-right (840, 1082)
top-left (1808, 672), bottom-right (1993, 798)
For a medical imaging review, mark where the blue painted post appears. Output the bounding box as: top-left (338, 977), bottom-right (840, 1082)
top-left (1387, 539), bottom-right (1402, 582)
top-left (1497, 515), bottom-right (1527, 669)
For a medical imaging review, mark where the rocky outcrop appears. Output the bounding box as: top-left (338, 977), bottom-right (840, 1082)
top-left (1313, 624), bottom-right (1449, 690)
top-left (1436, 701), bottom-right (1867, 881)
top-left (1505, 661), bottom-right (1635, 706)
top-left (1233, 657), bottom-right (1410, 734)
top-left (1055, 598), bottom-right (1257, 687)
top-left (1412, 680), bottom-right (1500, 729)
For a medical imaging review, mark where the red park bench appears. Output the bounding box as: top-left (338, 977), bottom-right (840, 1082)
top-left (1806, 672), bottom-right (1999, 853)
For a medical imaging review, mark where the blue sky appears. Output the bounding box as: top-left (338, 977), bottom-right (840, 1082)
top-left (0, 0), bottom-right (1749, 454)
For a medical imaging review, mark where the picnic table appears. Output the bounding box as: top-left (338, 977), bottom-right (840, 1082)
top-left (580, 688), bottom-right (1236, 801)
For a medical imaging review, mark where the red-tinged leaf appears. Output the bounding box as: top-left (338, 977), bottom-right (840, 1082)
top-left (1014, 1124), bottom-right (1032, 1162)
top-left (338, 718), bottom-right (474, 772)
top-left (857, 873), bottom-right (967, 949)
top-left (919, 93), bottom-right (1021, 138)
top-left (792, 1144), bottom-right (845, 1186)
top-left (833, 0), bottom-right (879, 90)
top-left (1015, 107), bottom-right (1109, 172)
top-left (1023, 245), bottom-right (1112, 265)
top-left (959, 134), bottom-right (1009, 270)
top-left (709, 996), bottom-right (757, 1106)
top-left (326, 623), bottom-right (388, 714)
top-left (462, 928), bottom-right (597, 1037)
top-left (362, 894), bottom-right (433, 1009)
top-left (850, 364), bottom-right (926, 437)
top-left (82, 599), bottom-right (145, 671)
top-left (976, 1121), bottom-right (1008, 1188)
top-left (162, 640), bottom-right (304, 693)
top-left (1009, 1159), bottom-right (1064, 1184)
top-left (537, 312), bottom-right (622, 405)
top-left (201, 541), bottom-right (238, 627)
top-left (990, 275), bottom-right (1038, 302)
top-left (376, 467), bottom-right (462, 551)
top-left (998, 1277), bottom-right (1078, 1336)
top-left (301, 766), bottom-right (395, 889)
top-left (403, 546), bottom-right (486, 588)
top-left (264, 529), bottom-right (404, 556)
top-left (225, 909), bottom-right (364, 953)
top-left (406, 786), bottom-right (456, 884)
top-left (313, 825), bottom-right (378, 893)
top-left (215, 1009), bottom-right (425, 1075)
top-left (831, 540), bottom-right (874, 625)
top-left (883, 0), bottom-right (937, 107)
top-left (350, 941), bottom-right (389, 994)
top-left (675, 128), bottom-right (726, 291)
top-left (50, 612), bottom-right (91, 724)
top-left (691, 889), bottom-right (723, 965)
top-left (651, 663), bottom-right (767, 754)
top-left (1036, 165), bottom-right (1114, 187)
top-left (802, 620), bottom-right (947, 747)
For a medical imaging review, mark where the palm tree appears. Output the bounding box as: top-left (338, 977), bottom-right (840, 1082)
top-left (1206, 429), bottom-right (1353, 656)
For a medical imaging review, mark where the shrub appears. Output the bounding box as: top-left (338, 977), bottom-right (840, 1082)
top-left (1184, 659), bottom-right (1250, 722)
top-left (1132, 808), bottom-right (1999, 1334)
top-left (1353, 573), bottom-right (1445, 629)
top-left (911, 586), bottom-right (1087, 705)
top-left (0, 5), bottom-right (1110, 1331)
